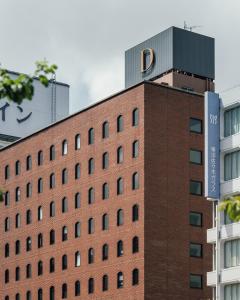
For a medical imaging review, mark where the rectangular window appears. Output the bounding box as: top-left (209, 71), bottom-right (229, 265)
top-left (224, 239), bottom-right (240, 268)
top-left (190, 118), bottom-right (202, 134)
top-left (190, 274), bottom-right (202, 289)
top-left (190, 180), bottom-right (202, 196)
top-left (190, 243), bottom-right (202, 258)
top-left (225, 283), bottom-right (240, 300)
top-left (224, 151), bottom-right (240, 181)
top-left (190, 149), bottom-right (202, 165)
top-left (224, 106), bottom-right (240, 137)
top-left (189, 212), bottom-right (202, 227)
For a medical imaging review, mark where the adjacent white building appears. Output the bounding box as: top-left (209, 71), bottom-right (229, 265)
top-left (0, 70), bottom-right (69, 148)
top-left (207, 86), bottom-right (240, 299)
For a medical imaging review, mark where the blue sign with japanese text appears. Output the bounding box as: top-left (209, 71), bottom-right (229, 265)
top-left (204, 92), bottom-right (220, 200)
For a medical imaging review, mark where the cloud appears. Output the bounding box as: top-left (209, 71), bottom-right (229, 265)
top-left (0, 0), bottom-right (240, 113)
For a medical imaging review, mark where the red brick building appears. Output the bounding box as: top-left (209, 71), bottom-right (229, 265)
top-left (0, 81), bottom-right (212, 300)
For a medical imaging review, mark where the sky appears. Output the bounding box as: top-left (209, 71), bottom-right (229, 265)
top-left (0, 0), bottom-right (240, 113)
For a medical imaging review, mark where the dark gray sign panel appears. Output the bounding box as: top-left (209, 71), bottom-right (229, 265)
top-left (125, 26), bottom-right (215, 88)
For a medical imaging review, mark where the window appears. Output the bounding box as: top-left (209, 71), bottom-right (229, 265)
top-left (50, 145), bottom-right (55, 161)
top-left (38, 178), bottom-right (43, 193)
top-left (26, 291), bottom-right (31, 300)
top-left (75, 251), bottom-right (81, 267)
top-left (117, 177), bottom-right (123, 195)
top-left (26, 182), bottom-right (32, 198)
top-left (38, 206), bottom-right (43, 221)
top-left (38, 261), bottom-right (43, 276)
top-left (16, 213), bottom-right (21, 228)
top-left (5, 217), bottom-right (10, 232)
top-left (102, 244), bottom-right (109, 260)
top-left (117, 146), bottom-right (123, 164)
top-left (190, 274), bottom-right (202, 289)
top-left (132, 268), bottom-right (139, 285)
top-left (75, 193), bottom-right (81, 209)
top-left (224, 106), bottom-right (240, 137)
top-left (117, 209), bottom-right (124, 226)
top-left (15, 160), bottom-right (21, 175)
top-left (38, 288), bottom-right (43, 300)
top-left (88, 248), bottom-right (94, 264)
top-left (102, 121), bottom-right (109, 139)
top-left (132, 236), bottom-right (139, 253)
top-left (102, 214), bottom-right (109, 230)
top-left (38, 150), bottom-right (43, 166)
top-left (26, 237), bottom-right (32, 251)
top-left (62, 226), bottom-right (68, 241)
top-left (15, 294), bottom-right (20, 300)
top-left (5, 243), bottom-right (10, 257)
top-left (5, 165), bottom-right (10, 180)
top-left (88, 218), bottom-right (94, 234)
top-left (88, 158), bottom-right (94, 174)
top-left (75, 134), bottom-right (81, 150)
top-left (38, 233), bottom-right (43, 248)
top-left (88, 128), bottom-right (94, 145)
top-left (50, 286), bottom-right (55, 300)
top-left (62, 168), bottom-right (68, 184)
top-left (62, 254), bottom-right (68, 270)
top-left (190, 149), bottom-right (202, 164)
top-left (117, 240), bottom-right (123, 257)
top-left (15, 187), bottom-right (21, 202)
top-left (102, 152), bottom-right (109, 169)
top-left (190, 118), bottom-right (202, 133)
top-left (117, 272), bottom-right (124, 288)
top-left (62, 140), bottom-right (68, 155)
top-left (224, 283), bottom-right (240, 300)
top-left (5, 269), bottom-right (9, 283)
top-left (190, 180), bottom-right (202, 196)
top-left (15, 266), bottom-right (20, 281)
top-left (26, 210), bottom-right (32, 224)
top-left (50, 230), bottom-right (55, 245)
top-left (75, 280), bottom-right (81, 296)
top-left (26, 155), bottom-right (32, 171)
top-left (190, 243), bottom-right (202, 258)
top-left (132, 108), bottom-right (139, 126)
top-left (5, 191), bottom-right (10, 206)
top-left (49, 258), bottom-right (55, 273)
top-left (75, 163), bottom-right (81, 179)
top-left (15, 240), bottom-right (20, 255)
top-left (225, 239), bottom-right (240, 268)
top-left (88, 187), bottom-right (95, 204)
top-left (5, 296), bottom-right (9, 300)
top-left (224, 150), bottom-right (240, 181)
top-left (132, 140), bottom-right (139, 158)
top-left (50, 173), bottom-right (55, 189)
top-left (117, 115), bottom-right (123, 132)
top-left (88, 278), bottom-right (94, 294)
top-left (75, 222), bottom-right (81, 238)
top-left (102, 275), bottom-right (108, 291)
top-left (50, 201), bottom-right (55, 217)
top-left (62, 283), bottom-right (67, 299)
top-left (189, 212), bottom-right (202, 227)
top-left (225, 210), bottom-right (235, 226)
top-left (102, 183), bottom-right (109, 200)
top-left (132, 172), bottom-right (139, 190)
top-left (62, 197), bottom-right (68, 213)
top-left (26, 264), bottom-right (32, 278)
top-left (132, 204), bottom-right (139, 222)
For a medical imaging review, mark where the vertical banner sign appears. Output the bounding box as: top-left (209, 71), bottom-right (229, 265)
top-left (204, 92), bottom-right (220, 200)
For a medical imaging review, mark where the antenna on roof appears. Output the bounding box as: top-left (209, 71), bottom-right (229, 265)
top-left (184, 21), bottom-right (202, 32)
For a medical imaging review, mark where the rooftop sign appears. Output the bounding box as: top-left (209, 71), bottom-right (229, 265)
top-left (125, 26), bottom-right (215, 88)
